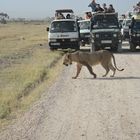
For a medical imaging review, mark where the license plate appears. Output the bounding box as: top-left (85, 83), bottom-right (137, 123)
top-left (101, 40), bottom-right (112, 44)
top-left (51, 42), bottom-right (60, 45)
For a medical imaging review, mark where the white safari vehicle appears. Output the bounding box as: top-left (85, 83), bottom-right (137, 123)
top-left (47, 9), bottom-right (80, 50)
top-left (78, 19), bottom-right (90, 46)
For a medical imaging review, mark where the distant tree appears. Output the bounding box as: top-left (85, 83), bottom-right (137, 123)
top-left (0, 12), bottom-right (9, 24)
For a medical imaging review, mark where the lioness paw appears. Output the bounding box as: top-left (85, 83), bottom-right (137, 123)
top-left (72, 76), bottom-right (77, 79)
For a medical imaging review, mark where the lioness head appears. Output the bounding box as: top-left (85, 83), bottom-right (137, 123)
top-left (63, 53), bottom-right (72, 66)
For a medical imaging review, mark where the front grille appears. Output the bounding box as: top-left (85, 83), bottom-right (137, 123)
top-left (100, 33), bottom-right (112, 39)
top-left (56, 39), bottom-right (70, 42)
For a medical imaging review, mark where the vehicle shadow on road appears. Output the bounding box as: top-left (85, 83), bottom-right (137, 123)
top-left (84, 76), bottom-right (140, 80)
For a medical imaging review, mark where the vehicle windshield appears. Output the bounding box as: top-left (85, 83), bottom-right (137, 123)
top-left (50, 21), bottom-right (77, 33)
top-left (119, 19), bottom-right (123, 26)
top-left (79, 21), bottom-right (90, 30)
top-left (133, 21), bottom-right (140, 29)
top-left (123, 20), bottom-right (131, 27)
top-left (91, 15), bottom-right (119, 29)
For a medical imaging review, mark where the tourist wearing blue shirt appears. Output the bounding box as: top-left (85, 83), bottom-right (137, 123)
top-left (88, 0), bottom-right (97, 12)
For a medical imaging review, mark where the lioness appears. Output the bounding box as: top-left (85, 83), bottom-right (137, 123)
top-left (63, 50), bottom-right (124, 79)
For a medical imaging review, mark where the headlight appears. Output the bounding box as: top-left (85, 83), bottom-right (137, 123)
top-left (95, 34), bottom-right (99, 38)
top-left (137, 34), bottom-right (140, 37)
top-left (50, 39), bottom-right (57, 42)
top-left (132, 33), bottom-right (136, 37)
top-left (119, 40), bottom-right (122, 43)
top-left (113, 34), bottom-right (117, 37)
top-left (70, 38), bottom-right (77, 41)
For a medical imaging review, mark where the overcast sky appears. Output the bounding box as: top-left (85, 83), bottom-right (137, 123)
top-left (0, 0), bottom-right (138, 19)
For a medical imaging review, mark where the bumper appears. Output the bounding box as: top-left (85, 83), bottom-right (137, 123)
top-left (93, 38), bottom-right (122, 47)
top-left (80, 37), bottom-right (90, 44)
top-left (130, 36), bottom-right (140, 45)
top-left (123, 31), bottom-right (130, 39)
top-left (49, 40), bottom-right (79, 49)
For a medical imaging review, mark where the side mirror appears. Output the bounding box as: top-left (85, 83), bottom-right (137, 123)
top-left (46, 27), bottom-right (49, 32)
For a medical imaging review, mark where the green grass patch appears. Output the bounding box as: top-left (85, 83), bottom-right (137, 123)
top-left (0, 22), bottom-right (64, 128)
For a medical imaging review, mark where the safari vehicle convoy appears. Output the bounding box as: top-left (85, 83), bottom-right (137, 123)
top-left (46, 4), bottom-right (140, 53)
top-left (47, 9), bottom-right (80, 50)
top-left (47, 11), bottom-right (122, 52)
top-left (90, 12), bottom-right (122, 52)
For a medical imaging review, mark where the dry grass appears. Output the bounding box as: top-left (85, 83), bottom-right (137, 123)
top-left (0, 22), bottom-right (63, 128)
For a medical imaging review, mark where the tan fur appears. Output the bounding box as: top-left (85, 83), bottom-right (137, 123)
top-left (63, 50), bottom-right (124, 79)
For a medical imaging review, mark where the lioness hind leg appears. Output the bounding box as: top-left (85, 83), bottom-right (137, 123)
top-left (109, 63), bottom-right (116, 77)
top-left (101, 63), bottom-right (110, 77)
top-left (72, 63), bottom-right (82, 79)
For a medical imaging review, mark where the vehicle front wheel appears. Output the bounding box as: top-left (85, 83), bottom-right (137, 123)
top-left (75, 44), bottom-right (80, 51)
top-left (80, 41), bottom-right (85, 47)
top-left (111, 46), bottom-right (118, 52)
top-left (50, 47), bottom-right (57, 51)
top-left (117, 43), bottom-right (122, 53)
top-left (130, 42), bottom-right (136, 51)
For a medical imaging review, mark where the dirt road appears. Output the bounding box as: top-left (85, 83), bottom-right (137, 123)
top-left (1, 44), bottom-right (140, 140)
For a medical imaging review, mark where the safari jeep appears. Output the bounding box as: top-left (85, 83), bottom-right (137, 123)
top-left (90, 12), bottom-right (122, 52)
top-left (47, 9), bottom-right (80, 50)
top-left (78, 19), bottom-right (91, 46)
top-left (129, 14), bottom-right (140, 51)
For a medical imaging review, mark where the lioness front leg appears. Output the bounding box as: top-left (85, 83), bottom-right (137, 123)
top-left (72, 63), bottom-right (82, 79)
top-left (79, 62), bottom-right (96, 78)
top-left (86, 64), bottom-right (97, 78)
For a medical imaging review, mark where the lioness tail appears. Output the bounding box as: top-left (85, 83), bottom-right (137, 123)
top-left (111, 53), bottom-right (124, 71)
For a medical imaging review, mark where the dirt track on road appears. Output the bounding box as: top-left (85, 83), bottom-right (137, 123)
top-left (1, 47), bottom-right (140, 140)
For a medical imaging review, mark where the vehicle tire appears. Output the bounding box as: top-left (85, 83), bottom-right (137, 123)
top-left (117, 43), bottom-right (122, 53)
top-left (50, 47), bottom-right (57, 51)
top-left (111, 46), bottom-right (118, 52)
top-left (75, 44), bottom-right (80, 51)
top-left (91, 43), bottom-right (95, 52)
top-left (80, 41), bottom-right (85, 47)
top-left (130, 42), bottom-right (136, 52)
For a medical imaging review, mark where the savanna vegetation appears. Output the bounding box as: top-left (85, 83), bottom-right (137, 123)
top-left (0, 22), bottom-right (63, 128)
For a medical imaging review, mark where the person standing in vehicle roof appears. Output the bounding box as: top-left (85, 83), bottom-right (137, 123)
top-left (95, 4), bottom-right (104, 12)
top-left (107, 4), bottom-right (115, 13)
top-left (102, 3), bottom-right (108, 12)
top-left (88, 0), bottom-right (97, 12)
top-left (133, 2), bottom-right (140, 13)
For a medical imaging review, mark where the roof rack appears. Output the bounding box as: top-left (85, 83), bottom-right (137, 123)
top-left (55, 9), bottom-right (74, 13)
top-left (54, 9), bottom-right (75, 20)
top-left (92, 12), bottom-right (117, 15)
top-left (92, 12), bottom-right (118, 17)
